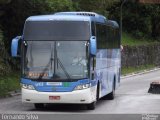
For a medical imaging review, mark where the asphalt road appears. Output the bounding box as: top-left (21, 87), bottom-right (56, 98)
top-left (0, 70), bottom-right (160, 116)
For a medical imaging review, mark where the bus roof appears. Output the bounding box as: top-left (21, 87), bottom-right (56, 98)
top-left (26, 12), bottom-right (107, 24)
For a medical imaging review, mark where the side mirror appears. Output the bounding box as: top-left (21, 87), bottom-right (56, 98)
top-left (90, 36), bottom-right (97, 56)
top-left (11, 36), bottom-right (21, 57)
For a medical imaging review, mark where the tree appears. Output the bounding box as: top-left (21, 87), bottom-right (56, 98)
top-left (150, 5), bottom-right (160, 39)
top-left (0, 0), bottom-right (75, 70)
top-left (73, 0), bottom-right (118, 17)
top-left (0, 0), bottom-right (45, 51)
top-left (46, 0), bottom-right (74, 12)
top-left (108, 1), bottom-right (160, 39)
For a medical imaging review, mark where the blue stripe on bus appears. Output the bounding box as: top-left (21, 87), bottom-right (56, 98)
top-left (21, 78), bottom-right (97, 92)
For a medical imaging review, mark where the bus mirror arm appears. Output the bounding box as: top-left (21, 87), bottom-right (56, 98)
top-left (90, 36), bottom-right (97, 56)
top-left (11, 36), bottom-right (21, 57)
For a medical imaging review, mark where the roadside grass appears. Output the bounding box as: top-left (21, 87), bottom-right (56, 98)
top-left (122, 64), bottom-right (156, 75)
top-left (0, 72), bottom-right (20, 97)
top-left (122, 32), bottom-right (159, 46)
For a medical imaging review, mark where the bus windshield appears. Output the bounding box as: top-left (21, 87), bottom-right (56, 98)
top-left (23, 41), bottom-right (89, 81)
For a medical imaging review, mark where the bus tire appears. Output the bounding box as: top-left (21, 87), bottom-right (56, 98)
top-left (87, 102), bottom-right (96, 110)
top-left (107, 79), bottom-right (115, 100)
top-left (34, 103), bottom-right (44, 109)
top-left (96, 82), bottom-right (100, 101)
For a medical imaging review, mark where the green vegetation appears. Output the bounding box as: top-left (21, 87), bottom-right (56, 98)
top-left (122, 32), bottom-right (159, 46)
top-left (109, 1), bottom-right (160, 40)
top-left (0, 28), bottom-right (11, 76)
top-left (0, 0), bottom-right (159, 53)
top-left (122, 64), bottom-right (156, 75)
top-left (0, 72), bottom-right (20, 97)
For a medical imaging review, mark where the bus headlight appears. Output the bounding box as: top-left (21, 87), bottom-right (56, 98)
top-left (74, 84), bottom-right (90, 90)
top-left (21, 84), bottom-right (35, 90)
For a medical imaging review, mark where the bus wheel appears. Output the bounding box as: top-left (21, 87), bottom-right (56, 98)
top-left (87, 101), bottom-right (96, 110)
top-left (34, 103), bottom-right (44, 109)
top-left (107, 80), bottom-right (115, 100)
top-left (96, 82), bottom-right (100, 101)
top-left (107, 88), bottom-right (115, 100)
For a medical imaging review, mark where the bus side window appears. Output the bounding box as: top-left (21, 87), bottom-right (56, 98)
top-left (106, 25), bottom-right (113, 49)
top-left (91, 22), bottom-right (95, 36)
top-left (116, 28), bottom-right (120, 48)
top-left (106, 25), bottom-right (120, 49)
top-left (96, 23), bottom-right (107, 49)
top-left (112, 27), bottom-right (119, 48)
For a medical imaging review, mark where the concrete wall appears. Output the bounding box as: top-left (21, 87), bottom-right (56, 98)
top-left (122, 44), bottom-right (160, 67)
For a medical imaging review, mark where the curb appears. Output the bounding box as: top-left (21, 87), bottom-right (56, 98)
top-left (8, 89), bottom-right (21, 97)
top-left (121, 67), bottom-right (160, 79)
top-left (0, 90), bottom-right (21, 99)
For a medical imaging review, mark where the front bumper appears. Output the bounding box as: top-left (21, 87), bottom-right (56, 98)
top-left (22, 86), bottom-right (96, 104)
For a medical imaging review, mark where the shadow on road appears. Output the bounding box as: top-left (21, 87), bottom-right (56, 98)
top-left (28, 100), bottom-right (108, 113)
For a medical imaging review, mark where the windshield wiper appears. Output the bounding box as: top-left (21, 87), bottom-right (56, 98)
top-left (53, 41), bottom-right (71, 80)
top-left (57, 57), bottom-right (71, 80)
top-left (37, 41), bottom-right (71, 81)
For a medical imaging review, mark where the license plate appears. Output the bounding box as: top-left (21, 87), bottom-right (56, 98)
top-left (47, 82), bottom-right (62, 86)
top-left (49, 96), bottom-right (60, 100)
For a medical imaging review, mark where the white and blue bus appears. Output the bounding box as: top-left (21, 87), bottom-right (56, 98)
top-left (11, 12), bottom-right (121, 110)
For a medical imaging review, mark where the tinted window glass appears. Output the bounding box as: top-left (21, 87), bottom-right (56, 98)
top-left (24, 21), bottom-right (90, 41)
top-left (96, 24), bottom-right (107, 49)
top-left (106, 25), bottom-right (120, 49)
top-left (115, 28), bottom-right (120, 48)
top-left (91, 22), bottom-right (95, 36)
